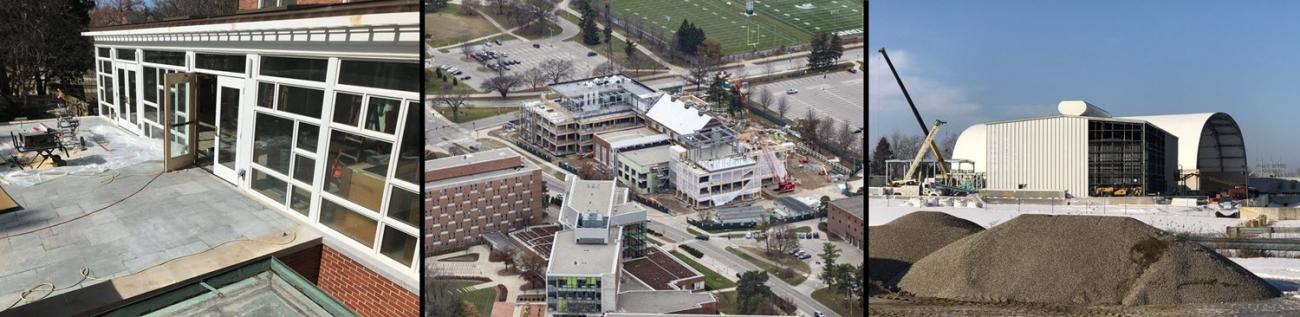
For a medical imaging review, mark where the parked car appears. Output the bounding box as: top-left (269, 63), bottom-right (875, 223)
top-left (786, 88), bottom-right (799, 94)
top-left (789, 249), bottom-right (802, 256)
top-left (494, 39), bottom-right (502, 45)
top-left (461, 76), bottom-right (471, 80)
top-left (798, 253), bottom-right (812, 260)
top-left (452, 70), bottom-right (463, 75)
top-left (847, 68), bottom-right (858, 74)
top-left (439, 64), bottom-right (451, 69)
top-left (587, 51), bottom-right (598, 57)
top-left (533, 43), bottom-right (541, 48)
top-left (696, 234), bottom-right (709, 241)
top-left (813, 311), bottom-right (825, 317)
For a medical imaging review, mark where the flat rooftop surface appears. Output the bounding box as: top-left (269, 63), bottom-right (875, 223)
top-left (425, 148), bottom-right (519, 172)
top-left (565, 180), bottom-right (617, 216)
top-left (108, 259), bottom-right (352, 316)
top-left (621, 146), bottom-right (672, 167)
top-left (548, 230), bottom-right (619, 275)
top-left (425, 150), bottom-right (538, 190)
top-left (613, 290), bottom-right (714, 314)
top-left (0, 122), bottom-right (300, 308)
top-left (548, 75), bottom-right (654, 99)
top-left (831, 196), bottom-right (864, 220)
top-left (510, 225), bottom-right (560, 260)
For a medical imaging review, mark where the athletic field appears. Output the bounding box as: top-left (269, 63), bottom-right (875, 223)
top-left (610, 0), bottom-right (863, 54)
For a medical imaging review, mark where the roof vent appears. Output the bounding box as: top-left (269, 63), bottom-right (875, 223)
top-left (1058, 100), bottom-right (1112, 118)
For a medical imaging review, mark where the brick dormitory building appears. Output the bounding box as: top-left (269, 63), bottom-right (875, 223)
top-left (828, 196), bottom-right (865, 249)
top-left (425, 148), bottom-right (545, 254)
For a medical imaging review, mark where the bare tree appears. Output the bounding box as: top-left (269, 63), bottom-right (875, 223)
top-left (688, 59), bottom-right (712, 90)
top-left (776, 95), bottom-right (790, 120)
top-left (516, 252), bottom-right (548, 289)
top-left (480, 73), bottom-right (522, 99)
top-left (517, 0), bottom-right (557, 36)
top-left (816, 116), bottom-right (836, 151)
top-left (590, 61), bottom-right (621, 77)
top-left (765, 222), bottom-right (797, 256)
top-left (800, 109), bottom-right (821, 147)
top-left (90, 0), bottom-right (151, 27)
top-left (460, 41), bottom-right (475, 59)
top-left (432, 86), bottom-right (470, 122)
top-left (763, 62), bottom-right (776, 78)
top-left (938, 132), bottom-right (959, 158)
top-left (755, 86), bottom-right (772, 111)
top-left (522, 67), bottom-right (547, 89)
top-left (835, 120), bottom-right (855, 151)
top-left (887, 130), bottom-right (924, 161)
top-left (424, 266), bottom-right (464, 317)
top-left (461, 0), bottom-right (482, 15)
top-left (152, 0), bottom-right (235, 19)
top-left (539, 58), bottom-right (575, 84)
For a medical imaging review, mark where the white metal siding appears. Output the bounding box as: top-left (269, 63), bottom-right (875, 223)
top-left (986, 117), bottom-right (1089, 196)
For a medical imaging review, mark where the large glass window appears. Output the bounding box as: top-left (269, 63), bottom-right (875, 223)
top-left (261, 56), bottom-right (328, 82)
top-left (195, 53), bottom-right (246, 73)
top-left (297, 122), bottom-right (318, 152)
top-left (320, 199), bottom-right (378, 246)
top-left (323, 130), bottom-right (392, 212)
top-left (115, 48), bottom-right (136, 61)
top-left (293, 154), bottom-right (315, 184)
top-left (338, 60), bottom-right (419, 92)
top-left (277, 85), bottom-right (324, 119)
top-left (387, 187), bottom-right (418, 227)
top-left (380, 226), bottom-right (415, 266)
top-left (290, 185), bottom-right (311, 216)
top-left (251, 169), bottom-right (288, 205)
top-left (395, 104), bottom-right (418, 184)
top-left (257, 82), bottom-right (275, 108)
top-left (252, 113), bottom-right (295, 175)
top-left (364, 97), bottom-right (400, 134)
top-left (143, 67), bottom-right (158, 104)
top-left (143, 50), bottom-right (186, 66)
top-left (97, 47), bottom-right (110, 58)
top-left (333, 93), bottom-right (363, 126)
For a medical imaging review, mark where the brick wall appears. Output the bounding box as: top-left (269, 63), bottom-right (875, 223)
top-left (827, 204), bottom-right (864, 250)
top-left (318, 245), bottom-right (419, 317)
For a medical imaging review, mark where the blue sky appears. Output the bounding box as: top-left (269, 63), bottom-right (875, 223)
top-left (869, 1), bottom-right (1300, 167)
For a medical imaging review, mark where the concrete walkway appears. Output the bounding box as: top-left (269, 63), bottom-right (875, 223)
top-left (429, 245), bottom-right (530, 304)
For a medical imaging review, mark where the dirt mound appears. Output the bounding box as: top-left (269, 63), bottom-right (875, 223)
top-left (868, 211), bottom-right (985, 288)
top-left (897, 214), bottom-right (1280, 306)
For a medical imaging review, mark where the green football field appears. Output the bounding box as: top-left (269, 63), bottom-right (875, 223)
top-left (610, 0), bottom-right (863, 54)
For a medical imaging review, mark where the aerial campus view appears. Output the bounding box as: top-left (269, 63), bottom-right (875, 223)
top-left (425, 0), bottom-right (864, 316)
top-left (869, 1), bottom-right (1300, 316)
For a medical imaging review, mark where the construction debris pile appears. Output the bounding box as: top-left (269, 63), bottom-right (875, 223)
top-left (867, 212), bottom-right (985, 291)
top-left (897, 214), bottom-right (1281, 306)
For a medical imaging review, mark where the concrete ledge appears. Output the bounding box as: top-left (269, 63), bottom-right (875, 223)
top-left (1, 226), bottom-right (322, 317)
top-left (1241, 207), bottom-right (1300, 221)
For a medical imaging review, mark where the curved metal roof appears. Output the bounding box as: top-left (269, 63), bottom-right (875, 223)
top-left (952, 123), bottom-right (987, 172)
top-left (1119, 112), bottom-right (1247, 174)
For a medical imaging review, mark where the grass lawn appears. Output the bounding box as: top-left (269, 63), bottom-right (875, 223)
top-left (715, 290), bottom-right (742, 314)
top-left (742, 246), bottom-right (810, 274)
top-left (608, 0), bottom-right (863, 54)
top-left (428, 70), bottom-right (480, 94)
top-left (670, 250), bottom-right (737, 290)
top-left (461, 286), bottom-right (498, 317)
top-left (812, 287), bottom-right (861, 317)
top-left (791, 226), bottom-right (812, 233)
top-left (435, 107), bottom-right (518, 124)
top-left (426, 4), bottom-right (500, 47)
top-left (517, 20), bottom-right (564, 40)
top-left (560, 10), bottom-right (666, 71)
top-left (440, 253), bottom-right (480, 262)
top-left (726, 246), bottom-right (807, 286)
top-left (687, 227), bottom-right (705, 236)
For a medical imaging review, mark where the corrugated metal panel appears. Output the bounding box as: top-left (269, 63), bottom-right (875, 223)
top-left (986, 117), bottom-right (1089, 196)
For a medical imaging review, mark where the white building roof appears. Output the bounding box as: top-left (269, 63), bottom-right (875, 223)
top-left (645, 95), bottom-right (714, 136)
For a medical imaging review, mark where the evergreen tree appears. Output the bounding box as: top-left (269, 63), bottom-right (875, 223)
top-left (602, 22), bottom-right (613, 44)
top-left (675, 20), bottom-right (706, 55)
top-left (580, 3), bottom-right (601, 45)
top-left (427, 0), bottom-right (448, 11)
top-left (828, 33), bottom-right (844, 65)
top-left (870, 137), bottom-right (892, 176)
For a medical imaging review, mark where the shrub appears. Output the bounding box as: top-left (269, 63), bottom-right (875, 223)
top-left (681, 245), bottom-right (704, 258)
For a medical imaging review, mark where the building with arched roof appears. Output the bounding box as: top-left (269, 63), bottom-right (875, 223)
top-left (951, 101), bottom-right (1246, 196)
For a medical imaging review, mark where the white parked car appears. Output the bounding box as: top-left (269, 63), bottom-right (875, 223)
top-left (786, 88), bottom-right (798, 94)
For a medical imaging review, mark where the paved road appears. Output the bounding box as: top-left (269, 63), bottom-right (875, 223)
top-left (645, 217), bottom-right (840, 317)
top-left (754, 69), bottom-right (864, 130)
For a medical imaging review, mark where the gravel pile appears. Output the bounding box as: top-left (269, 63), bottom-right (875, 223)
top-left (868, 211), bottom-right (985, 288)
top-left (898, 214), bottom-right (1281, 306)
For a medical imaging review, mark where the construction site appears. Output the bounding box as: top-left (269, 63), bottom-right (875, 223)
top-left (868, 45), bottom-right (1300, 316)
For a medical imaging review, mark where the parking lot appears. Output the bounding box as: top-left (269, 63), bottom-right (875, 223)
top-left (756, 70), bottom-right (865, 130)
top-left (430, 39), bottom-right (610, 92)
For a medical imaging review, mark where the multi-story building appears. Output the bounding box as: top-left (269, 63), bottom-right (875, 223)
top-left (592, 128), bottom-right (672, 194)
top-left (828, 196), bottom-right (865, 249)
top-left (547, 179), bottom-right (650, 317)
top-left (520, 75), bottom-right (658, 157)
top-left (82, 0), bottom-right (422, 315)
top-left (426, 148), bottom-right (544, 254)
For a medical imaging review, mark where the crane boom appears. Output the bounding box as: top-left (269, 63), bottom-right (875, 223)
top-left (879, 47), bottom-right (951, 178)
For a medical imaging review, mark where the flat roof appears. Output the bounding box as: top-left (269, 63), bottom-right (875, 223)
top-left (597, 128), bottom-right (669, 149)
top-left (614, 290), bottom-right (714, 314)
top-left (620, 146), bottom-right (673, 167)
top-left (565, 180), bottom-right (618, 216)
top-left (831, 196), bottom-right (865, 220)
top-left (548, 230), bottom-right (620, 275)
top-left (425, 148), bottom-right (520, 171)
top-left (103, 258), bottom-right (355, 316)
top-left (548, 75), bottom-right (655, 99)
top-left (0, 118), bottom-right (304, 310)
top-left (86, 0), bottom-right (418, 33)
